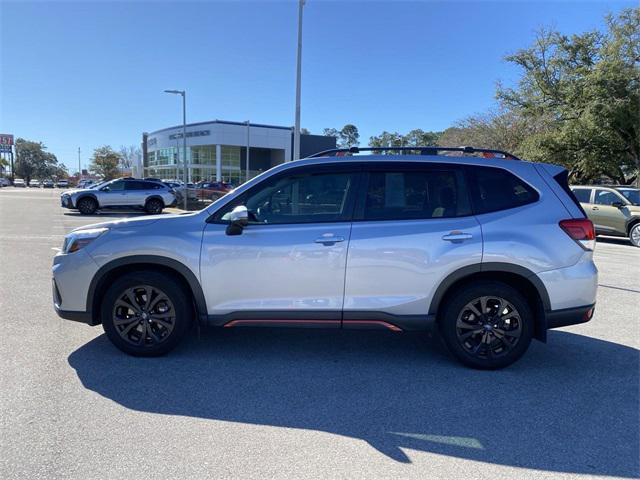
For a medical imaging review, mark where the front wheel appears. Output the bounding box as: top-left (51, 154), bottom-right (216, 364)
top-left (101, 271), bottom-right (192, 356)
top-left (77, 197), bottom-right (98, 215)
top-left (629, 223), bottom-right (640, 247)
top-left (439, 281), bottom-right (533, 369)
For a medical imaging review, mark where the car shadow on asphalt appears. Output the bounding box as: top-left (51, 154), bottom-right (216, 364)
top-left (68, 329), bottom-right (639, 477)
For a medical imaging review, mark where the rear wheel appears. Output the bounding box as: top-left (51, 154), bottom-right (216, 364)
top-left (439, 281), bottom-right (533, 369)
top-left (629, 223), bottom-right (640, 247)
top-left (101, 271), bottom-right (191, 356)
top-left (145, 198), bottom-right (164, 214)
top-left (77, 197), bottom-right (98, 215)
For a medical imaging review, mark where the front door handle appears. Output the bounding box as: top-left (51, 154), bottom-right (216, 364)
top-left (442, 231), bottom-right (473, 242)
top-left (592, 206), bottom-right (599, 210)
top-left (314, 234), bottom-right (345, 245)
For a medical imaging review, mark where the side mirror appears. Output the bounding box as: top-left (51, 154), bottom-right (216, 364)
top-left (225, 205), bottom-right (249, 236)
top-left (101, 186), bottom-right (110, 192)
top-left (612, 201), bottom-right (625, 209)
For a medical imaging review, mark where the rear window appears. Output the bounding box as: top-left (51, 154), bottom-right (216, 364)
top-left (363, 169), bottom-right (471, 220)
top-left (468, 166), bottom-right (539, 214)
top-left (572, 188), bottom-right (592, 203)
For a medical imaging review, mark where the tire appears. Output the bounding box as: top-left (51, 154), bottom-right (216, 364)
top-left (145, 198), bottom-right (164, 215)
top-left (629, 223), bottom-right (640, 247)
top-left (101, 271), bottom-right (192, 356)
top-left (439, 281), bottom-right (533, 369)
top-left (209, 193), bottom-right (221, 201)
top-left (77, 197), bottom-right (98, 215)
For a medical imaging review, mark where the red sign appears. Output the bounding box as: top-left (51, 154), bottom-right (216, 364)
top-left (0, 134), bottom-right (14, 146)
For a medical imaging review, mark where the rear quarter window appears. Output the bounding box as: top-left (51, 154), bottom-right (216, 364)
top-left (467, 166), bottom-right (539, 214)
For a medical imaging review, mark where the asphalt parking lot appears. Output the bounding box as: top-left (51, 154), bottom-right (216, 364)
top-left (1, 186), bottom-right (638, 480)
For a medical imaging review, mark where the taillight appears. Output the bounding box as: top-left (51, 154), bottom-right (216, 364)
top-left (559, 218), bottom-right (595, 251)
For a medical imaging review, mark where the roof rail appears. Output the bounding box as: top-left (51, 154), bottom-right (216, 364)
top-left (306, 146), bottom-right (521, 160)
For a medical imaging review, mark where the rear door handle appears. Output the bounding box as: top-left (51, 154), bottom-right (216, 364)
top-left (442, 231), bottom-right (473, 242)
top-left (314, 234), bottom-right (345, 245)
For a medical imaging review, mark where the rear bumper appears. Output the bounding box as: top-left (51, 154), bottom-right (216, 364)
top-left (546, 304), bottom-right (595, 329)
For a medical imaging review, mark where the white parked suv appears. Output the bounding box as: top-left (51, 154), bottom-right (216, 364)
top-left (53, 147), bottom-right (598, 369)
top-left (60, 178), bottom-right (176, 215)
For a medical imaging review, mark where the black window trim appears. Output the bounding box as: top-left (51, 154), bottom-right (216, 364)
top-left (207, 162), bottom-right (364, 225)
top-left (463, 164), bottom-right (540, 216)
top-left (352, 162), bottom-right (474, 222)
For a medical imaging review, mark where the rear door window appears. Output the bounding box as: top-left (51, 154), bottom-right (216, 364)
top-left (467, 166), bottom-right (539, 214)
top-left (572, 188), bottom-right (592, 203)
top-left (361, 167), bottom-right (471, 220)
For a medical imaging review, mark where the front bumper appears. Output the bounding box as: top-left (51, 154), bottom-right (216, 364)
top-left (52, 249), bottom-right (99, 324)
top-left (60, 195), bottom-right (75, 209)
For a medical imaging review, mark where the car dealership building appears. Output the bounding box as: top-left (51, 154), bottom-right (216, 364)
top-left (142, 120), bottom-right (335, 185)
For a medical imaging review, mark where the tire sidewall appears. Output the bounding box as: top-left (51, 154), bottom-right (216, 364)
top-left (439, 281), bottom-right (533, 369)
top-left (145, 198), bottom-right (164, 214)
top-left (101, 271), bottom-right (191, 356)
top-left (630, 224), bottom-right (640, 247)
top-left (78, 197), bottom-right (97, 214)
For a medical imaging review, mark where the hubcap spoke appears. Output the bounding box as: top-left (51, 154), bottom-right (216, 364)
top-left (456, 295), bottom-right (522, 359)
top-left (112, 284), bottom-right (176, 348)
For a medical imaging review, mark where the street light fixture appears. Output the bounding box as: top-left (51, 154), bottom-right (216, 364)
top-left (164, 89), bottom-right (188, 210)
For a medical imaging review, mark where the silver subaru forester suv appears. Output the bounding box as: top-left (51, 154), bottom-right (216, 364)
top-left (53, 147), bottom-right (598, 369)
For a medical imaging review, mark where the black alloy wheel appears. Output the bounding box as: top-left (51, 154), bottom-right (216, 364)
top-left (439, 281), bottom-right (533, 369)
top-left (101, 271), bottom-right (191, 356)
top-left (77, 197), bottom-right (98, 215)
top-left (145, 198), bottom-right (164, 214)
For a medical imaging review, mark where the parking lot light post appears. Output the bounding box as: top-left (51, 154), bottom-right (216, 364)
top-left (164, 89), bottom-right (188, 210)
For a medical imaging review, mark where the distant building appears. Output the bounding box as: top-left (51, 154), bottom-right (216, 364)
top-left (143, 120), bottom-right (336, 184)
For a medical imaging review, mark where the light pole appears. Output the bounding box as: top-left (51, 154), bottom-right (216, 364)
top-left (245, 120), bottom-right (250, 183)
top-left (164, 89), bottom-right (188, 210)
top-left (293, 0), bottom-right (304, 161)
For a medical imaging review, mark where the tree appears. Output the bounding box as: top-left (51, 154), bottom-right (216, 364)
top-left (339, 124), bottom-right (360, 148)
top-left (14, 138), bottom-right (60, 183)
top-left (438, 108), bottom-right (547, 153)
top-left (369, 129), bottom-right (442, 152)
top-left (118, 145), bottom-right (140, 170)
top-left (322, 125), bottom-right (361, 148)
top-left (322, 128), bottom-right (340, 140)
top-left (90, 146), bottom-right (120, 180)
top-left (496, 8), bottom-right (640, 184)
top-left (300, 128), bottom-right (311, 135)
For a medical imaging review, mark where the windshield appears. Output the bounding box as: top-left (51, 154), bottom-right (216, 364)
top-left (616, 188), bottom-right (640, 205)
top-left (88, 180), bottom-right (109, 189)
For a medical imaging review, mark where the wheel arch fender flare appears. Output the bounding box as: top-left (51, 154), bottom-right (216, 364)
top-left (626, 215), bottom-right (640, 235)
top-left (76, 193), bottom-right (99, 206)
top-left (428, 262), bottom-right (551, 341)
top-left (87, 255), bottom-right (207, 325)
top-left (145, 195), bottom-right (165, 206)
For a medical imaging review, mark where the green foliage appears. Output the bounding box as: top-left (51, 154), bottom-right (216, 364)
top-left (496, 8), bottom-right (639, 184)
top-left (14, 138), bottom-right (60, 182)
top-left (369, 129), bottom-right (441, 152)
top-left (90, 146), bottom-right (120, 180)
top-left (323, 125), bottom-right (361, 148)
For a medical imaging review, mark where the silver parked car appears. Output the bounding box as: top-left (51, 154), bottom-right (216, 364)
top-left (60, 178), bottom-right (176, 215)
top-left (53, 147), bottom-right (597, 369)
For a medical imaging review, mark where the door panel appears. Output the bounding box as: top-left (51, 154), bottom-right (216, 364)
top-left (344, 217), bottom-right (482, 316)
top-left (591, 189), bottom-right (627, 234)
top-left (200, 222), bottom-right (352, 322)
top-left (344, 164), bottom-right (482, 320)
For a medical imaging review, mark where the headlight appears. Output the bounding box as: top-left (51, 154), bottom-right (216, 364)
top-left (62, 227), bottom-right (108, 254)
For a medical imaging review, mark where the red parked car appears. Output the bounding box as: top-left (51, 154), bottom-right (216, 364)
top-left (195, 181), bottom-right (232, 201)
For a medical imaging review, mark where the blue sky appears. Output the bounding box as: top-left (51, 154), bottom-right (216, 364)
top-left (0, 0), bottom-right (635, 171)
